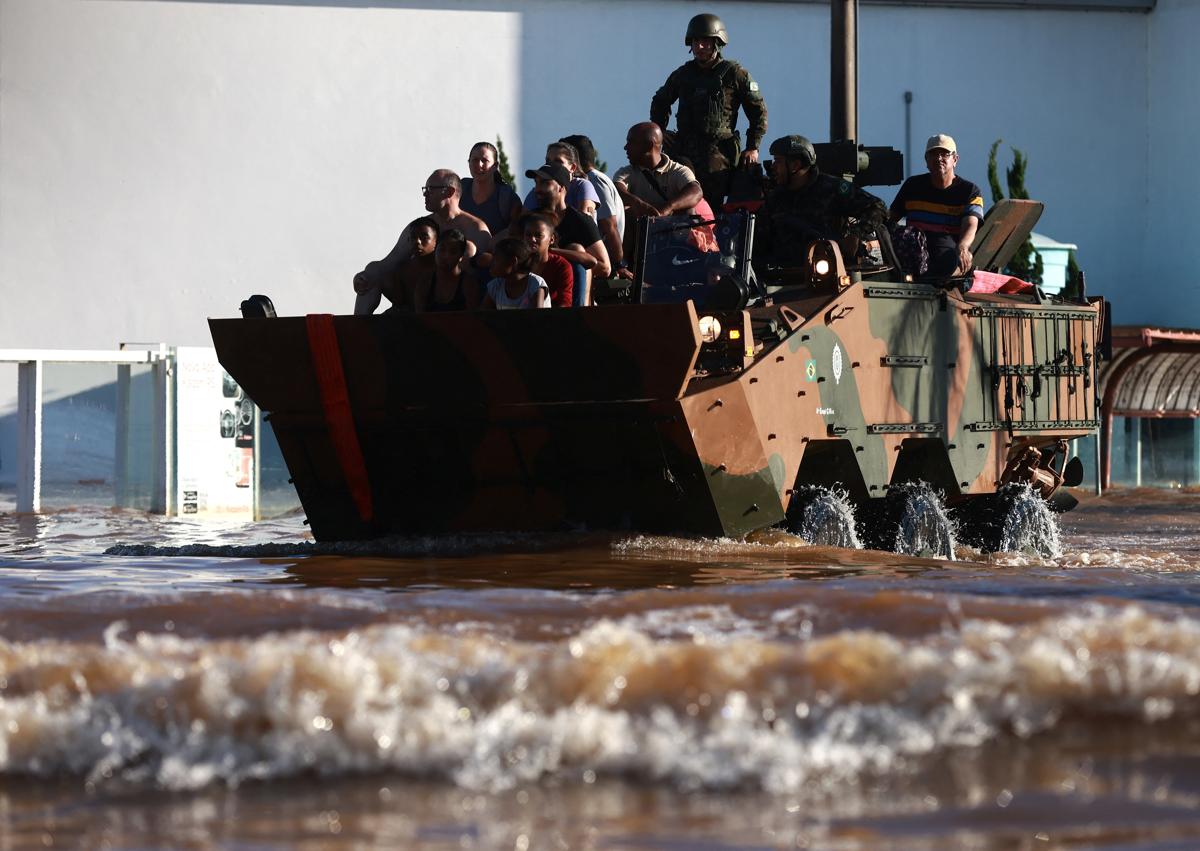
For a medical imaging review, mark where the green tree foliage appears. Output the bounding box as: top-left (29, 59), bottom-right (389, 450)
top-left (987, 139), bottom-right (1005, 207)
top-left (986, 139), bottom-right (1043, 285)
top-left (1062, 249), bottom-right (1082, 299)
top-left (495, 135), bottom-right (517, 191)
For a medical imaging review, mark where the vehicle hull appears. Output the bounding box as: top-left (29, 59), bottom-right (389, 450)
top-left (210, 281), bottom-right (1101, 542)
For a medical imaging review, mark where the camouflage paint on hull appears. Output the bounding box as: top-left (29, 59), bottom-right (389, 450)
top-left (209, 280), bottom-right (1100, 541)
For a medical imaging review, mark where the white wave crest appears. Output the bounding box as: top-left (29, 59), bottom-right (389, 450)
top-left (0, 606), bottom-right (1198, 792)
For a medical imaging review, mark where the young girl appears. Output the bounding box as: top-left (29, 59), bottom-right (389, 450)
top-left (481, 238), bottom-right (550, 310)
top-left (522, 213), bottom-right (573, 307)
top-left (415, 228), bottom-right (480, 312)
top-left (384, 217), bottom-right (439, 312)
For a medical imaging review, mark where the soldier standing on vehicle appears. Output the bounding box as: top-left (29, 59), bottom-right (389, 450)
top-left (650, 13), bottom-right (767, 210)
top-left (756, 135), bottom-right (888, 268)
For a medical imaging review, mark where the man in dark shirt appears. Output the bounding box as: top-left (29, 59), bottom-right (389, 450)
top-left (757, 135), bottom-right (887, 268)
top-left (650, 13), bottom-right (767, 209)
top-left (526, 162), bottom-right (610, 305)
top-left (889, 133), bottom-right (985, 278)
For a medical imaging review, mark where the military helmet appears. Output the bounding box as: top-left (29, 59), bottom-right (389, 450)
top-left (685, 13), bottom-right (729, 47)
top-left (769, 135), bottom-right (817, 167)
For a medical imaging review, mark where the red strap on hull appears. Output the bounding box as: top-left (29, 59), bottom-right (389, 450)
top-left (305, 314), bottom-right (374, 523)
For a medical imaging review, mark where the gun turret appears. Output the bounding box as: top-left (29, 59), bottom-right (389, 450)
top-left (812, 141), bottom-right (904, 187)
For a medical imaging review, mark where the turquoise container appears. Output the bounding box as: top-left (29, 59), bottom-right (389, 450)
top-left (1029, 232), bottom-right (1077, 294)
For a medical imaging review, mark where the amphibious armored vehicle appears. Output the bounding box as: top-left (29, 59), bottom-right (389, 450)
top-left (210, 196), bottom-right (1102, 553)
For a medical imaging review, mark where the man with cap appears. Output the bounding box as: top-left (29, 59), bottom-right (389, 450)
top-left (756, 134), bottom-right (887, 268)
top-left (650, 13), bottom-right (767, 210)
top-left (889, 134), bottom-right (985, 278)
top-left (527, 161), bottom-right (610, 305)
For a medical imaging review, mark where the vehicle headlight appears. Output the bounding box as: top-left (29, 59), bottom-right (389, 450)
top-left (698, 315), bottom-right (722, 343)
top-left (805, 239), bottom-right (846, 287)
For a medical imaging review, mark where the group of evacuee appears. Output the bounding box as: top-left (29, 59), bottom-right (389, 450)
top-left (352, 10), bottom-right (987, 314)
top-left (352, 138), bottom-right (620, 313)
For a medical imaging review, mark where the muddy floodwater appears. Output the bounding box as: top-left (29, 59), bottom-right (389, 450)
top-left (2, 488), bottom-right (1200, 849)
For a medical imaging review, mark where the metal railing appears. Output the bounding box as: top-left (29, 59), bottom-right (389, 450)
top-left (1, 345), bottom-right (170, 513)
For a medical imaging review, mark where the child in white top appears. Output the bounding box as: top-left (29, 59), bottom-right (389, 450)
top-left (482, 237), bottom-right (550, 310)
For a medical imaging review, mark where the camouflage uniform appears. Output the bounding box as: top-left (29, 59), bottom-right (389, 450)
top-left (651, 58), bottom-right (767, 209)
top-left (757, 168), bottom-right (888, 267)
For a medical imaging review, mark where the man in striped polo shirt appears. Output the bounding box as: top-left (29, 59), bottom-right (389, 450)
top-left (889, 134), bottom-right (985, 278)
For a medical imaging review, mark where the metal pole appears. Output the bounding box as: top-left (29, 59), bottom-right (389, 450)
top-left (115, 363), bottom-right (131, 508)
top-left (253, 404), bottom-right (262, 521)
top-left (831, 0), bottom-right (857, 142)
top-left (1133, 418), bottom-right (1143, 487)
top-left (16, 360), bottom-right (43, 513)
top-left (904, 91), bottom-right (913, 178)
top-left (1194, 417), bottom-right (1200, 487)
top-left (150, 349), bottom-right (175, 514)
top-left (1190, 417), bottom-right (1200, 484)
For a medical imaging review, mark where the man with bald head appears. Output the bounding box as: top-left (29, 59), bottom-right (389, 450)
top-left (353, 169), bottom-right (491, 314)
top-left (612, 122), bottom-right (715, 278)
top-left (613, 123), bottom-right (704, 224)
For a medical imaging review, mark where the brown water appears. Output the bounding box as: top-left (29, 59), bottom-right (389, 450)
top-left (2, 489), bottom-right (1200, 849)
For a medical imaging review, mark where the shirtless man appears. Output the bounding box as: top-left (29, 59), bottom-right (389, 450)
top-left (354, 169), bottom-right (491, 314)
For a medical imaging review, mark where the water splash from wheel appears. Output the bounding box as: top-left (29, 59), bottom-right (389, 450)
top-left (951, 484), bottom-right (1064, 557)
top-left (785, 486), bottom-right (861, 549)
top-left (889, 482), bottom-right (956, 559)
top-left (997, 484), bottom-right (1062, 557)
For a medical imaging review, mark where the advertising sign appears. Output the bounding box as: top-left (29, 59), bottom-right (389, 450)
top-left (174, 346), bottom-right (254, 517)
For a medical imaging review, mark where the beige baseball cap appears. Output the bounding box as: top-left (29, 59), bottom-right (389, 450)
top-left (926, 133), bottom-right (957, 154)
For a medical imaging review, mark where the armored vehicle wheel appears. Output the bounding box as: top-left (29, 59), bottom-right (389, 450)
top-left (862, 483), bottom-right (956, 559)
top-left (784, 486), bottom-right (861, 549)
top-left (954, 485), bottom-right (1061, 557)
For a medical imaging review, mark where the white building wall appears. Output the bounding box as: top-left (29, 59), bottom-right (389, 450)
top-left (0, 0), bottom-right (1155, 349)
top-left (0, 0), bottom-right (1177, 481)
top-left (1145, 0), bottom-right (1200, 326)
top-left (0, 0), bottom-right (522, 349)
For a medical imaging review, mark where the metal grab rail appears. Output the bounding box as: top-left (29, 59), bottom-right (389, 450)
top-left (0, 346), bottom-right (170, 513)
